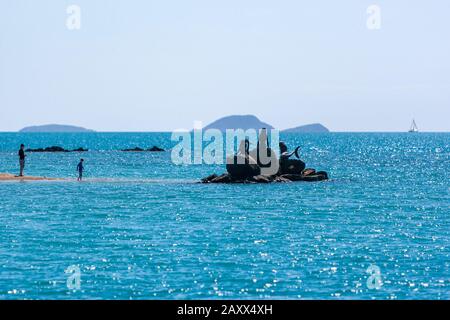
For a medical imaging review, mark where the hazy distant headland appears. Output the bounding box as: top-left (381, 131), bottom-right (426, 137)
top-left (18, 117), bottom-right (329, 133)
top-left (203, 115), bottom-right (329, 133)
top-left (19, 124), bottom-right (95, 133)
top-left (203, 115), bottom-right (274, 132)
top-left (283, 123), bottom-right (330, 133)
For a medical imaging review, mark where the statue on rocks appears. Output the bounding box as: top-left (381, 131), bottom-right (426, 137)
top-left (256, 128), bottom-right (279, 176)
top-left (226, 139), bottom-right (261, 178)
top-left (202, 130), bottom-right (328, 184)
top-left (278, 141), bottom-right (306, 175)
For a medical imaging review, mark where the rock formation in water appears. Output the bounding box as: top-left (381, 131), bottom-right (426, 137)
top-left (26, 146), bottom-right (88, 152)
top-left (148, 146), bottom-right (165, 152)
top-left (201, 168), bottom-right (328, 184)
top-left (121, 146), bottom-right (165, 152)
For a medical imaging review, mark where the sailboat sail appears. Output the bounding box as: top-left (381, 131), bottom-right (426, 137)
top-left (409, 120), bottom-right (419, 132)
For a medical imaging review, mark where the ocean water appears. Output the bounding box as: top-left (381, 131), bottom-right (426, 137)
top-left (0, 132), bottom-right (449, 300)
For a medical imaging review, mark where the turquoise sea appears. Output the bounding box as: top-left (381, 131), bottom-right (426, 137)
top-left (0, 132), bottom-right (449, 300)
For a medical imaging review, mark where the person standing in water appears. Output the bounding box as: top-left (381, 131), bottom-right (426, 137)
top-left (18, 144), bottom-right (26, 177)
top-left (76, 159), bottom-right (84, 181)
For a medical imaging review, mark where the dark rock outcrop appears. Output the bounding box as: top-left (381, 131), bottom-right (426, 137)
top-left (148, 146), bottom-right (165, 152)
top-left (201, 174), bottom-right (219, 183)
top-left (25, 146), bottom-right (88, 152)
top-left (121, 147), bottom-right (145, 152)
top-left (300, 171), bottom-right (329, 182)
top-left (121, 146), bottom-right (165, 152)
top-left (211, 174), bottom-right (232, 183)
top-left (201, 169), bottom-right (328, 184)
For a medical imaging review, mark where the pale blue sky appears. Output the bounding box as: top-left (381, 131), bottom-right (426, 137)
top-left (0, 0), bottom-right (449, 132)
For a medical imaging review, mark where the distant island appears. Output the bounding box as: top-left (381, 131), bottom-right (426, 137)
top-left (203, 115), bottom-right (329, 133)
top-left (283, 123), bottom-right (330, 133)
top-left (19, 124), bottom-right (95, 133)
top-left (203, 115), bottom-right (273, 132)
top-left (18, 117), bottom-right (330, 133)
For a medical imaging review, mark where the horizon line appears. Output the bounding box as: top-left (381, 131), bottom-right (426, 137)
top-left (1, 130), bottom-right (449, 133)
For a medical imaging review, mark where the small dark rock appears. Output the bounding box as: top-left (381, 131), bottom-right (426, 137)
top-left (148, 146), bottom-right (165, 152)
top-left (25, 148), bottom-right (44, 152)
top-left (201, 174), bottom-right (218, 183)
top-left (121, 147), bottom-right (145, 152)
top-left (121, 146), bottom-right (164, 152)
top-left (45, 146), bottom-right (67, 152)
top-left (302, 168), bottom-right (316, 176)
top-left (250, 175), bottom-right (271, 183)
top-left (211, 173), bottom-right (232, 183)
top-left (301, 174), bottom-right (328, 182)
top-left (279, 174), bottom-right (304, 181)
top-left (274, 176), bottom-right (292, 183)
top-left (315, 170), bottom-right (327, 176)
top-left (26, 146), bottom-right (69, 152)
top-left (315, 171), bottom-right (329, 180)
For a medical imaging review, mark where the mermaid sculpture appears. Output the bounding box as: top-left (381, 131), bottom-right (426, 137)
top-left (256, 128), bottom-right (279, 176)
top-left (226, 139), bottom-right (261, 178)
top-left (278, 141), bottom-right (306, 175)
top-left (203, 138), bottom-right (328, 183)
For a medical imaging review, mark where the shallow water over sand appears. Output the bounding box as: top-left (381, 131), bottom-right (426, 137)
top-left (0, 132), bottom-right (449, 299)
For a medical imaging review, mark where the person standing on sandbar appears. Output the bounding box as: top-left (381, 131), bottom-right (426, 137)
top-left (77, 159), bottom-right (84, 181)
top-left (18, 144), bottom-right (26, 177)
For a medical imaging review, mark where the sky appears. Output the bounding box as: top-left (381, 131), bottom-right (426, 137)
top-left (0, 0), bottom-right (449, 132)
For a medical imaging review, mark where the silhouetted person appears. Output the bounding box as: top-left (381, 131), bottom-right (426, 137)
top-left (278, 141), bottom-right (305, 175)
top-left (18, 144), bottom-right (26, 177)
top-left (77, 159), bottom-right (84, 181)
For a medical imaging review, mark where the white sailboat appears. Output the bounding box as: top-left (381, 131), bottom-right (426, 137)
top-left (408, 119), bottom-right (419, 133)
